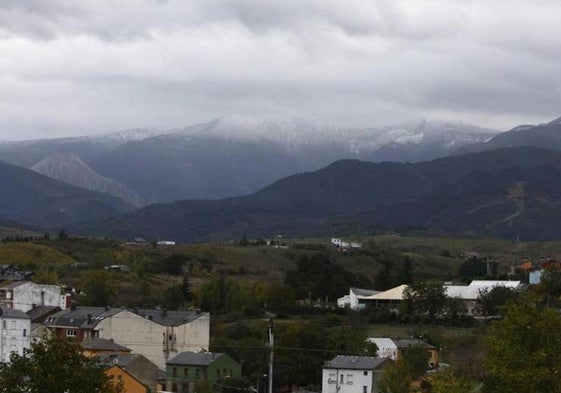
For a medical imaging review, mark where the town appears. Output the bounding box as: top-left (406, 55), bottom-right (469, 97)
top-left (0, 234), bottom-right (556, 393)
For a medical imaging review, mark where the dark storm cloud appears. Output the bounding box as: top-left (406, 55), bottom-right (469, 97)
top-left (0, 1), bottom-right (560, 139)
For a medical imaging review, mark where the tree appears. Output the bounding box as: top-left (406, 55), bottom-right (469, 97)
top-left (264, 284), bottom-right (296, 317)
top-left (476, 286), bottom-right (519, 318)
top-left (0, 336), bottom-right (122, 393)
top-left (421, 370), bottom-right (473, 393)
top-left (403, 281), bottom-right (446, 322)
top-left (57, 227), bottom-right (68, 241)
top-left (401, 346), bottom-right (430, 379)
top-left (32, 269), bottom-right (59, 285)
top-left (80, 270), bottom-right (115, 306)
top-left (540, 264), bottom-right (561, 305)
top-left (378, 357), bottom-right (411, 393)
top-left (181, 274), bottom-right (193, 302)
top-left (484, 295), bottom-right (561, 393)
top-left (443, 296), bottom-right (468, 320)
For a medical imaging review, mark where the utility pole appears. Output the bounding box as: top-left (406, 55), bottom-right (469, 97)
top-left (268, 319), bottom-right (274, 393)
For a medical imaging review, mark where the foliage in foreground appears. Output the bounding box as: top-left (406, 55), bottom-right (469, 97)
top-left (484, 296), bottom-right (561, 393)
top-left (0, 336), bottom-right (122, 393)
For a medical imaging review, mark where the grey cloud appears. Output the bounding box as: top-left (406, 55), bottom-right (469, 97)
top-left (1, 1), bottom-right (561, 140)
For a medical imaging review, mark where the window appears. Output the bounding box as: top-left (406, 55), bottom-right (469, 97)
top-left (184, 368), bottom-right (189, 377)
top-left (363, 386), bottom-right (367, 393)
top-left (173, 367), bottom-right (177, 377)
top-left (346, 375), bottom-right (353, 385)
top-left (328, 374), bottom-right (336, 384)
top-left (23, 329), bottom-right (26, 337)
top-left (66, 329), bottom-right (77, 337)
top-left (196, 369), bottom-right (201, 378)
top-left (363, 371), bottom-right (368, 376)
top-left (340, 374), bottom-right (344, 384)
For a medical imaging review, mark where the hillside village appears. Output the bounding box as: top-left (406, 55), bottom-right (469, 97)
top-left (0, 234), bottom-right (558, 393)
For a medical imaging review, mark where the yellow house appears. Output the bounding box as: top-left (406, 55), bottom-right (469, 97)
top-left (106, 364), bottom-right (149, 393)
top-left (99, 353), bottom-right (163, 393)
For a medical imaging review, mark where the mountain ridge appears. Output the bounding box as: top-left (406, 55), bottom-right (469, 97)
top-left (92, 145), bottom-right (561, 242)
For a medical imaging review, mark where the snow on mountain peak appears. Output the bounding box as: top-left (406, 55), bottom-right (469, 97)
top-left (187, 116), bottom-right (498, 154)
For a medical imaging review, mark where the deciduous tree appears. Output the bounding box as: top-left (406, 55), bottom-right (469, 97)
top-left (0, 336), bottom-right (122, 393)
top-left (484, 296), bottom-right (561, 393)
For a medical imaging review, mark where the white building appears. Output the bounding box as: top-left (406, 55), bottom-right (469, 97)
top-left (367, 338), bottom-right (439, 368)
top-left (445, 280), bottom-right (522, 315)
top-left (0, 306), bottom-right (31, 362)
top-left (44, 307), bottom-right (210, 369)
top-left (322, 355), bottom-right (389, 393)
top-left (337, 288), bottom-right (380, 310)
top-left (0, 282), bottom-right (68, 312)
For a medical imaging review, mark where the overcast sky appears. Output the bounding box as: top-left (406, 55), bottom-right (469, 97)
top-left (1, 0), bottom-right (560, 140)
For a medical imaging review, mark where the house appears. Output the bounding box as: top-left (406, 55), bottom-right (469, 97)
top-left (338, 280), bottom-right (523, 315)
top-left (165, 351), bottom-right (241, 393)
top-left (81, 337), bottom-right (132, 358)
top-left (105, 365), bottom-right (149, 393)
top-left (157, 240), bottom-right (176, 246)
top-left (322, 355), bottom-right (389, 393)
top-left (337, 288), bottom-right (381, 310)
top-left (99, 353), bottom-right (164, 393)
top-left (104, 265), bottom-right (131, 272)
top-left (0, 265), bottom-right (33, 281)
top-left (0, 306), bottom-right (31, 362)
top-left (368, 338), bottom-right (439, 369)
top-left (445, 280), bottom-right (523, 315)
top-left (26, 305), bottom-right (60, 343)
top-left (0, 281), bottom-right (69, 312)
top-left (458, 251), bottom-right (480, 260)
top-left (43, 306), bottom-right (210, 369)
top-left (331, 239), bottom-right (362, 251)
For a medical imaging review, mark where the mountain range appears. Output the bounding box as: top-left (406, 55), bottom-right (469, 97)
top-left (3, 115), bottom-right (561, 241)
top-left (0, 160), bottom-right (134, 230)
top-left (0, 117), bottom-right (496, 204)
top-left (96, 145), bottom-right (561, 242)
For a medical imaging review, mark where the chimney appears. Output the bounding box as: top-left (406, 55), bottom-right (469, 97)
top-left (70, 301), bottom-right (77, 311)
top-left (148, 315), bottom-right (153, 321)
top-left (104, 306), bottom-right (110, 311)
top-left (87, 313), bottom-right (92, 324)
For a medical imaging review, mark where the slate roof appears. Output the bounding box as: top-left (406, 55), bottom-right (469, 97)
top-left (44, 306), bottom-right (207, 329)
top-left (98, 353), bottom-right (142, 367)
top-left (167, 351), bottom-right (225, 366)
top-left (323, 356), bottom-right (387, 370)
top-left (43, 306), bottom-right (122, 329)
top-left (81, 337), bottom-right (131, 352)
top-left (391, 338), bottom-right (436, 350)
top-left (0, 305), bottom-right (30, 319)
top-left (26, 305), bottom-right (60, 323)
top-left (129, 308), bottom-right (206, 326)
top-left (351, 287), bottom-right (380, 297)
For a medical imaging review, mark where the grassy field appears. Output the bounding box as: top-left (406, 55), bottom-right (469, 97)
top-left (0, 242), bottom-right (75, 265)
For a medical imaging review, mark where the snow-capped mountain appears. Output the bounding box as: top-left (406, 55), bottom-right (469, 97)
top-left (182, 116), bottom-right (497, 155)
top-left (0, 116), bottom-right (499, 203)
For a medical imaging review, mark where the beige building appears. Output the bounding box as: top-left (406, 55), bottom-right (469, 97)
top-left (44, 307), bottom-right (210, 369)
